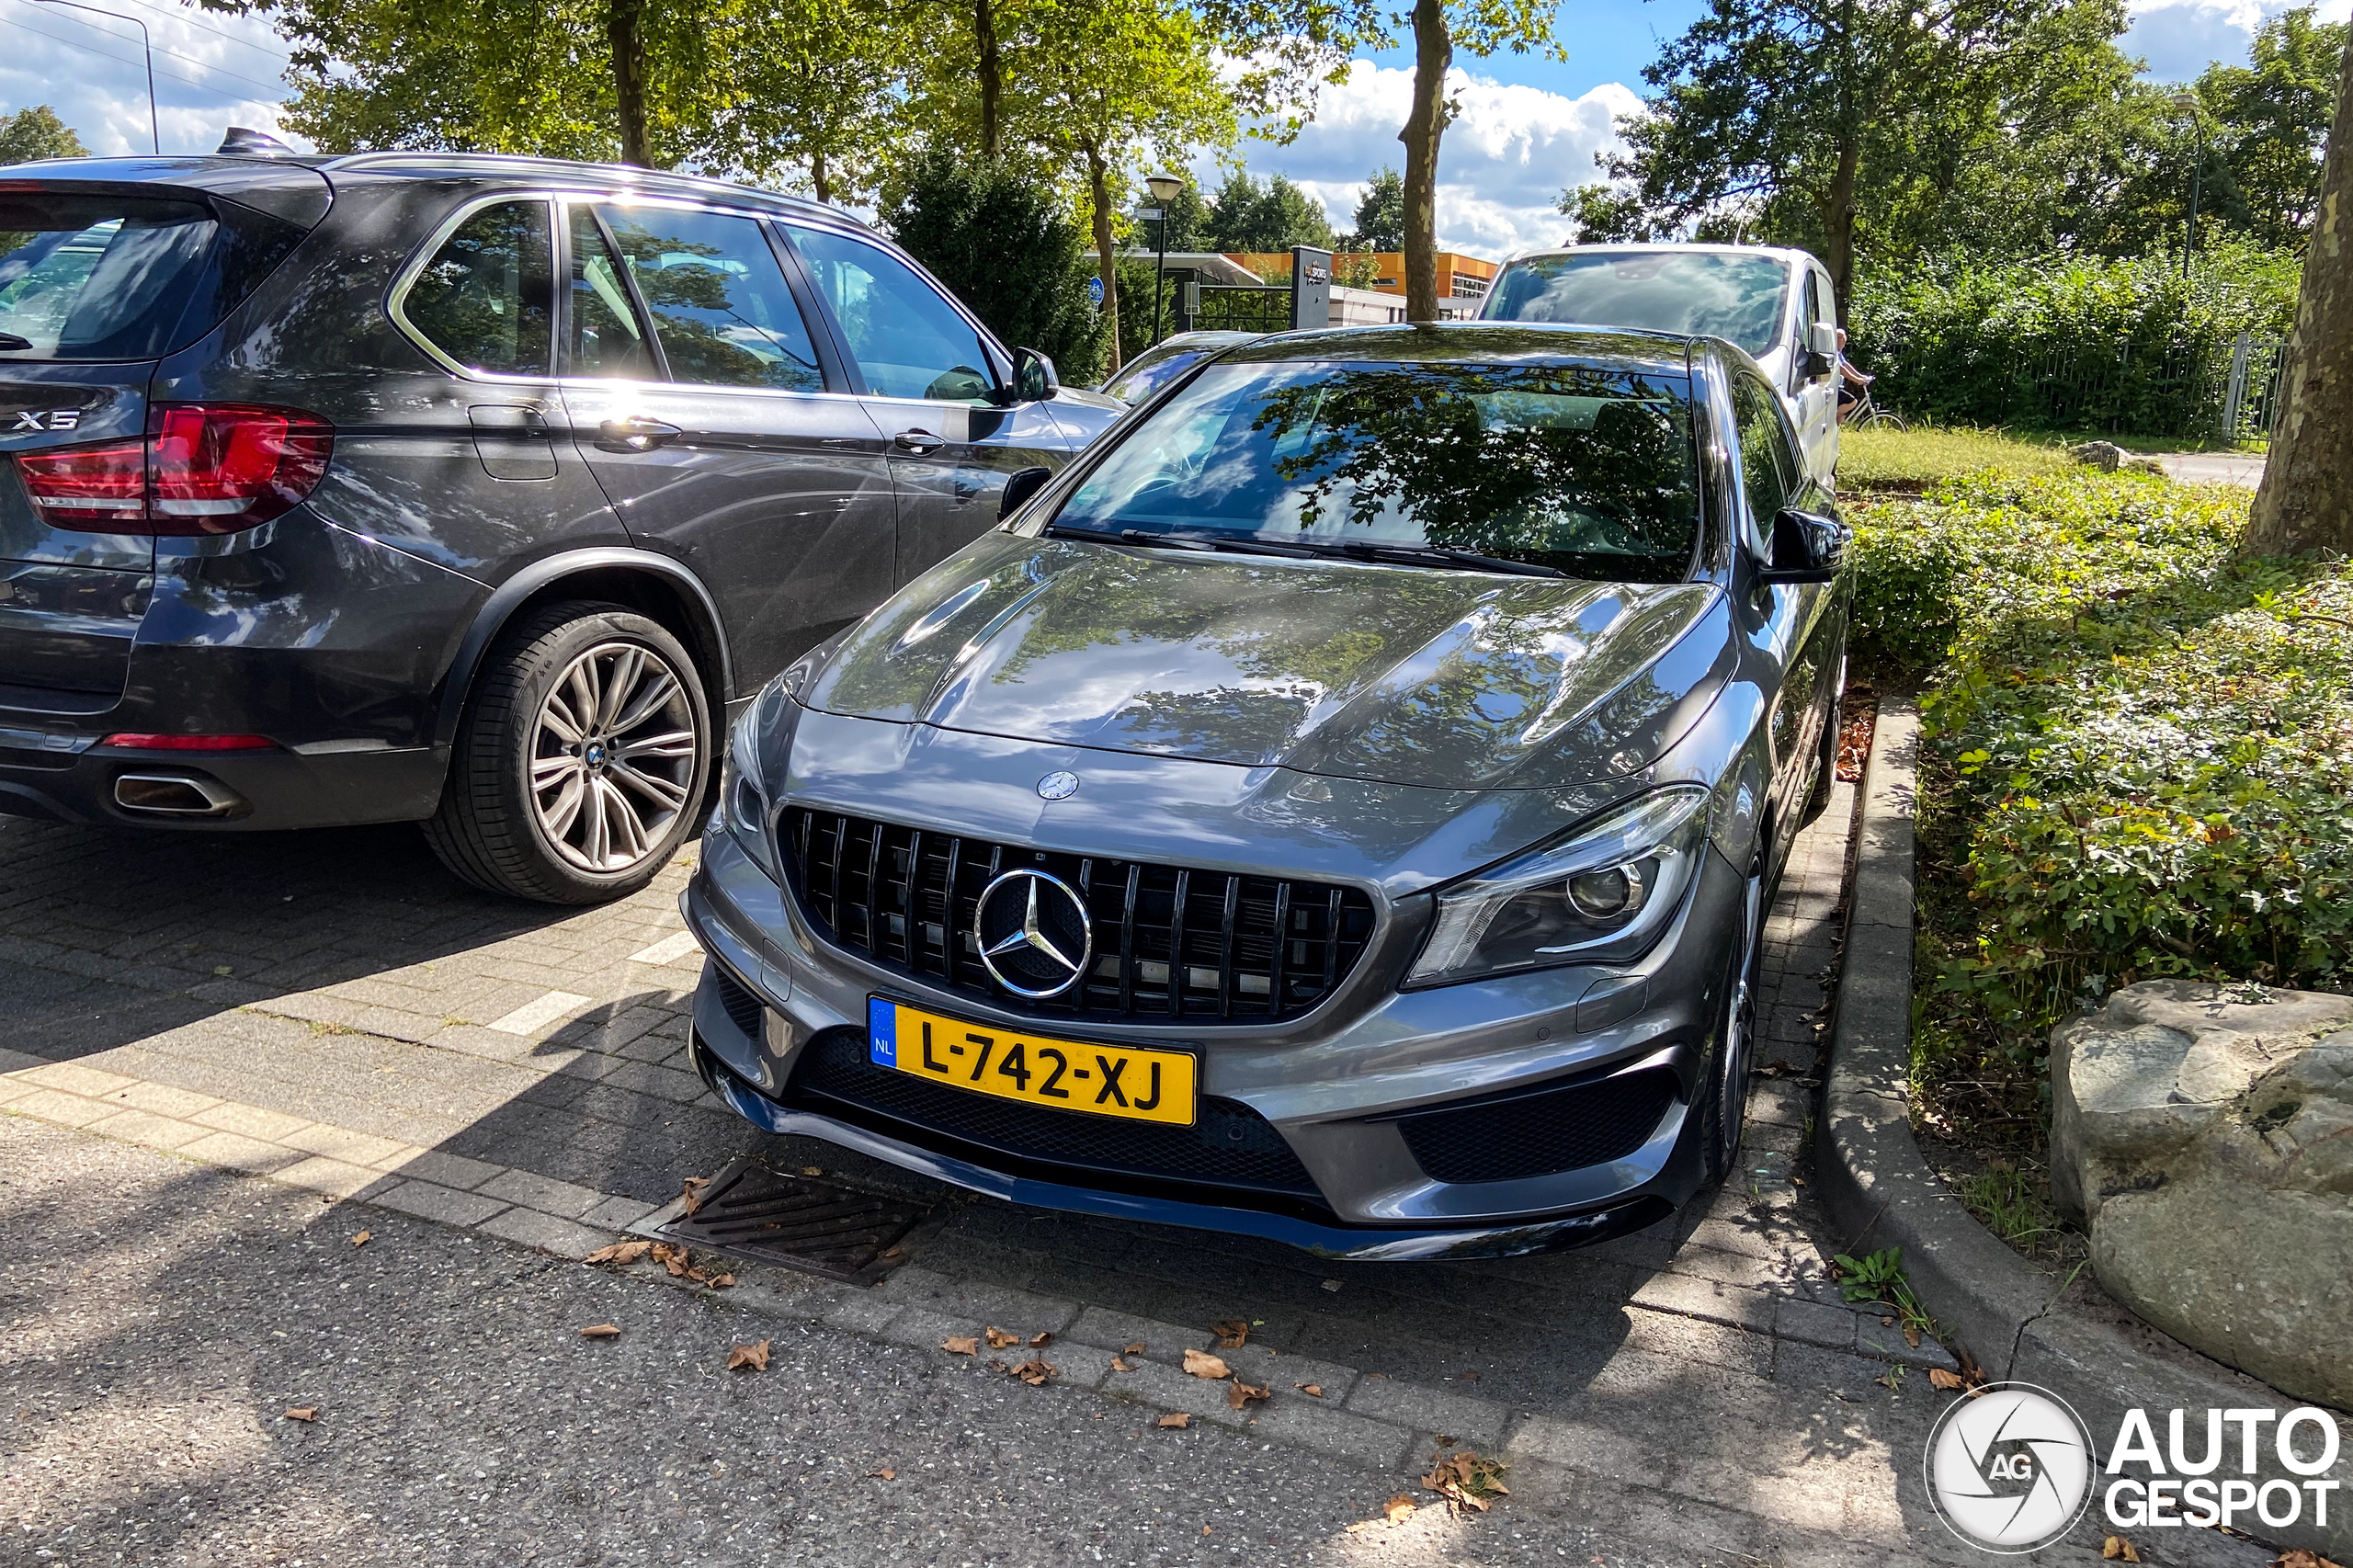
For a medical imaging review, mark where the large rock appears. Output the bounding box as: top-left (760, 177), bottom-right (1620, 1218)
top-left (2051, 980), bottom-right (2353, 1407)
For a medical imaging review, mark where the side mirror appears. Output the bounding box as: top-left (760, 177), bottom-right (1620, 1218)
top-left (1758, 507), bottom-right (1847, 585)
top-left (999, 465), bottom-right (1051, 520)
top-left (1802, 321), bottom-right (1838, 382)
top-left (1013, 347), bottom-right (1060, 403)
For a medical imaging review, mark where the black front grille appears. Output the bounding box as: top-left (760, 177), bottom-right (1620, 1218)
top-left (781, 807), bottom-right (1377, 1024)
top-left (787, 1028), bottom-right (1324, 1202)
top-left (711, 963), bottom-right (765, 1038)
top-left (1398, 1068), bottom-right (1680, 1185)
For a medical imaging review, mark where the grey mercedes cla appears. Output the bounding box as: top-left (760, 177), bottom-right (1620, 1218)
top-left (683, 323), bottom-right (1850, 1260)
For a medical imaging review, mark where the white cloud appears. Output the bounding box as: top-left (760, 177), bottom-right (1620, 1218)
top-left (0, 3), bottom-right (303, 158)
top-left (1201, 62), bottom-right (1642, 261)
top-left (2123, 0), bottom-right (2349, 80)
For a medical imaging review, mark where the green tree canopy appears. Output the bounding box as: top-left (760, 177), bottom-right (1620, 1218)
top-left (0, 106), bottom-right (87, 165)
top-left (1203, 169), bottom-right (1335, 250)
top-left (1347, 165), bottom-right (1404, 248)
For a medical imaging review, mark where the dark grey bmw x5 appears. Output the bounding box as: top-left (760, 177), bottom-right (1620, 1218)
top-left (0, 139), bottom-right (1115, 900)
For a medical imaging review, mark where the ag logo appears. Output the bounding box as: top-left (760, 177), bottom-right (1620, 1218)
top-left (12, 410), bottom-right (81, 432)
top-left (1925, 1382), bottom-right (2097, 1553)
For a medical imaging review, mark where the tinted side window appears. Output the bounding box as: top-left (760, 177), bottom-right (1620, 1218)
top-left (401, 199), bottom-right (553, 376)
top-left (596, 205), bottom-right (822, 392)
top-left (0, 192), bottom-right (301, 361)
top-left (1733, 374), bottom-right (1795, 525)
top-left (784, 224), bottom-right (995, 403)
top-left (565, 206), bottom-right (654, 380)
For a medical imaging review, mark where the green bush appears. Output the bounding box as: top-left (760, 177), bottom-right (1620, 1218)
top-left (1847, 470), bottom-right (2353, 1062)
top-left (1847, 247), bottom-right (2302, 438)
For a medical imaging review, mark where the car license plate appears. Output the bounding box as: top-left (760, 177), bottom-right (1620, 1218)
top-left (867, 998), bottom-right (1197, 1127)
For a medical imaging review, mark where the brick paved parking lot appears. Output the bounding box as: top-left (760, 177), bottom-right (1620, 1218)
top-left (0, 777), bottom-right (2266, 1565)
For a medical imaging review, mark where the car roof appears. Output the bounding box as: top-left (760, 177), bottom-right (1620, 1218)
top-left (1220, 322), bottom-right (1696, 379)
top-left (0, 152), bottom-right (850, 228)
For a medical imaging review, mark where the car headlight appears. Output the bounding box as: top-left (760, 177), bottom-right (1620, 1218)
top-left (717, 711), bottom-right (780, 882)
top-left (1405, 784), bottom-right (1713, 987)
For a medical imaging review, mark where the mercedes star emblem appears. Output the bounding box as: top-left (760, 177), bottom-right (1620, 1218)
top-left (1036, 770), bottom-right (1079, 801)
top-left (972, 869), bottom-right (1094, 998)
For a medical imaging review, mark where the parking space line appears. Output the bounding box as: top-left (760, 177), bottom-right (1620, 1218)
top-left (485, 990), bottom-right (592, 1037)
top-left (628, 931), bottom-right (703, 967)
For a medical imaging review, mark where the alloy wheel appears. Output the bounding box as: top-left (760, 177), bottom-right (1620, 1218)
top-left (1712, 869), bottom-right (1768, 1177)
top-left (529, 640), bottom-right (702, 873)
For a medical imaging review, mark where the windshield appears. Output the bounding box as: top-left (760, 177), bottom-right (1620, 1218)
top-left (1483, 252), bottom-right (1789, 358)
top-left (1102, 344), bottom-right (1217, 403)
top-left (1047, 358), bottom-right (1701, 582)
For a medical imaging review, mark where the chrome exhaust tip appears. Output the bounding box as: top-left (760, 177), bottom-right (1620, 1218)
top-left (112, 773), bottom-right (245, 817)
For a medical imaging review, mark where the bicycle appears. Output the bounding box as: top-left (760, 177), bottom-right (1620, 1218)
top-left (1839, 377), bottom-right (1907, 431)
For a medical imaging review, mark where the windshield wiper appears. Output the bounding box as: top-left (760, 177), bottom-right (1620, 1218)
top-left (1307, 540), bottom-right (1566, 578)
top-left (1042, 523), bottom-right (1318, 560)
top-left (0, 334), bottom-right (31, 351)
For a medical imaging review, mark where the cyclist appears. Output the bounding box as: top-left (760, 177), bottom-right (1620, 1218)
top-left (1836, 327), bottom-right (1874, 423)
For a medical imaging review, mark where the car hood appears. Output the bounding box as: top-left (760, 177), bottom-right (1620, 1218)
top-left (802, 532), bottom-right (1736, 790)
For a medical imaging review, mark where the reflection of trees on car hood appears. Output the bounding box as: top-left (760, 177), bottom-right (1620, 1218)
top-left (805, 534), bottom-right (1733, 790)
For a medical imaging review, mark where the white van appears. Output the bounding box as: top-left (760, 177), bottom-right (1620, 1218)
top-left (1479, 244), bottom-right (1842, 487)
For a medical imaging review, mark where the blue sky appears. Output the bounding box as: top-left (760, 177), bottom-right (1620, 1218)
top-left (0, 0), bottom-right (2336, 258)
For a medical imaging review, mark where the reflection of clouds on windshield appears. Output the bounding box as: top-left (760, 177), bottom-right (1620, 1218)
top-left (1490, 254), bottom-right (1788, 357)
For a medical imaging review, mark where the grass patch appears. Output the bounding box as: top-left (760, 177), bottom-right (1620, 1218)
top-left (1838, 426), bottom-right (2075, 488)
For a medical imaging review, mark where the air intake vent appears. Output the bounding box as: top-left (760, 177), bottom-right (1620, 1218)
top-left (1398, 1067), bottom-right (1679, 1185)
top-left (781, 808), bottom-right (1377, 1025)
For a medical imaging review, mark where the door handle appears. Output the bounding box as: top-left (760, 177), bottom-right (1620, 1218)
top-left (892, 429), bottom-right (946, 456)
top-left (597, 416), bottom-right (684, 453)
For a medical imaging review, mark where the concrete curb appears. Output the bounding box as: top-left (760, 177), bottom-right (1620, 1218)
top-left (1818, 702), bottom-right (2352, 1558)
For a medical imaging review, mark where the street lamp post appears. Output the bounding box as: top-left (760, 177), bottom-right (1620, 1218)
top-left (2173, 91), bottom-right (2202, 278)
top-left (32, 0), bottom-right (159, 153)
top-left (1145, 172), bottom-right (1184, 348)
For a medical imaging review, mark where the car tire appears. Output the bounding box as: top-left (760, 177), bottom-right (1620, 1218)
top-left (1798, 654), bottom-right (1847, 826)
top-left (1699, 862), bottom-right (1767, 1187)
top-left (424, 600), bottom-right (712, 905)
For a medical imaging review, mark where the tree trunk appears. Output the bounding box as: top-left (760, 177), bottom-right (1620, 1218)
top-left (1822, 133), bottom-right (1858, 324)
top-left (607, 0), bottom-right (654, 167)
top-left (2245, 35), bottom-right (2353, 556)
top-left (1086, 144), bottom-right (1120, 372)
top-left (973, 0), bottom-right (1001, 161)
top-left (1398, 0), bottom-right (1450, 324)
top-left (810, 150), bottom-right (832, 205)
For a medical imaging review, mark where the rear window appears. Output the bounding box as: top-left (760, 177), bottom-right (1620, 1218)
top-left (0, 192), bottom-right (305, 361)
top-left (1483, 252), bottom-right (1790, 358)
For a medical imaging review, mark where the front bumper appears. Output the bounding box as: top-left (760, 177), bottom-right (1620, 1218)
top-left (682, 790), bottom-right (1748, 1255)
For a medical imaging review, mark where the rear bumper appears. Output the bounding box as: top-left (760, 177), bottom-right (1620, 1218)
top-left (0, 732), bottom-right (445, 830)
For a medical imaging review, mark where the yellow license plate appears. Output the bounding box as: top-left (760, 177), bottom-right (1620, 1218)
top-left (867, 998), bottom-right (1198, 1126)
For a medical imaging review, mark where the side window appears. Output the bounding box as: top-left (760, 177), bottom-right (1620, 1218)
top-left (595, 205), bottom-right (824, 392)
top-left (783, 223), bottom-right (995, 403)
top-left (402, 199), bottom-right (553, 377)
top-left (1733, 375), bottom-right (1797, 530)
top-left (565, 205), bottom-right (654, 380)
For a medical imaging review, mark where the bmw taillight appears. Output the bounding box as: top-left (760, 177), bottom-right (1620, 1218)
top-left (17, 403), bottom-right (334, 536)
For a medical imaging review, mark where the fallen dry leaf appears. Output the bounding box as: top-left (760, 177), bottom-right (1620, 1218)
top-left (801, 1165), bottom-right (823, 1176)
top-left (941, 1335), bottom-right (980, 1356)
top-left (1422, 1451), bottom-right (1510, 1515)
top-left (579, 1323), bottom-right (621, 1338)
top-left (584, 1239), bottom-right (651, 1267)
top-left (1182, 1348), bottom-right (1230, 1380)
top-left (1903, 1322), bottom-right (1923, 1348)
top-left (727, 1340), bottom-right (771, 1372)
top-left (1384, 1494), bottom-right (1417, 1523)
top-left (2273, 1552), bottom-right (2346, 1568)
top-left (349, 1230), bottom-right (371, 1248)
top-left (2103, 1537), bottom-right (2141, 1562)
top-left (1156, 1412), bottom-right (1190, 1429)
top-left (983, 1325), bottom-right (1020, 1349)
top-left (1008, 1358), bottom-right (1056, 1386)
top-left (651, 1242), bottom-right (691, 1278)
top-left (1109, 1356), bottom-right (1135, 1372)
top-left (1029, 1331), bottom-right (1053, 1347)
top-left (1296, 1383), bottom-right (1324, 1397)
top-left (1928, 1368), bottom-right (1966, 1392)
top-left (1875, 1370), bottom-right (1903, 1391)
top-left (1122, 1340), bottom-right (1146, 1356)
top-left (1457, 1370), bottom-right (1481, 1381)
top-left (680, 1176), bottom-right (710, 1217)
top-left (867, 1468), bottom-right (895, 1481)
top-left (1226, 1380), bottom-right (1271, 1410)
top-left (1212, 1318), bottom-right (1250, 1349)
top-left (281, 1407), bottom-right (318, 1422)
top-left (708, 1273), bottom-right (736, 1290)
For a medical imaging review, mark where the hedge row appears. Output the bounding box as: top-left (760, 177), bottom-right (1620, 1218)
top-left (1846, 470), bottom-right (2353, 1058)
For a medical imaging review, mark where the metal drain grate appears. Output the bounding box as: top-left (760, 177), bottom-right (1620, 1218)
top-left (631, 1156), bottom-right (942, 1286)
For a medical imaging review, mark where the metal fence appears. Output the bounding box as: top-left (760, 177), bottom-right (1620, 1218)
top-left (1875, 329), bottom-right (2290, 445)
top-left (2221, 333), bottom-right (2290, 443)
top-left (1188, 283), bottom-right (1292, 335)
